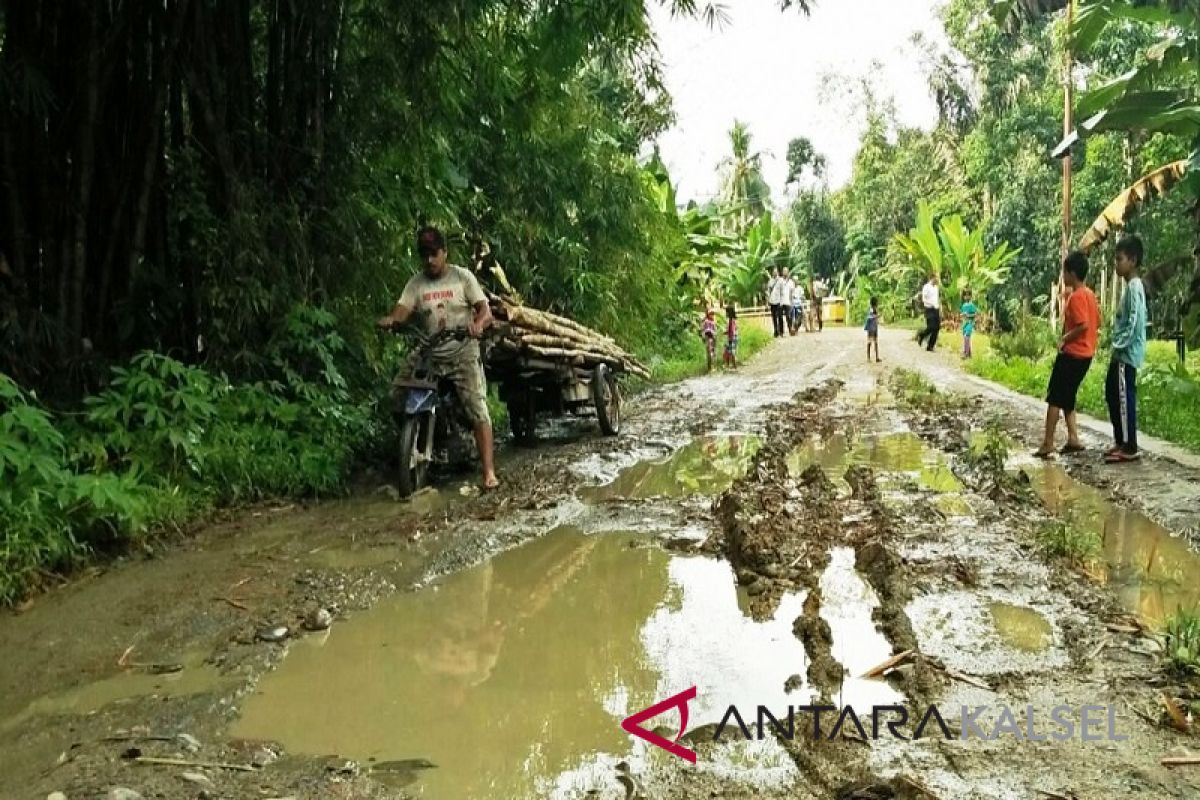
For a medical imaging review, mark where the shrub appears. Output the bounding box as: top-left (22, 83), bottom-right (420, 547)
top-left (1162, 608), bottom-right (1200, 677)
top-left (990, 315), bottom-right (1057, 361)
top-left (1035, 520), bottom-right (1100, 566)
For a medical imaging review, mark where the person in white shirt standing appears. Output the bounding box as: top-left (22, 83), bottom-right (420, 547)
top-left (782, 272), bottom-right (798, 334)
top-left (767, 267), bottom-right (787, 338)
top-left (915, 273), bottom-right (941, 352)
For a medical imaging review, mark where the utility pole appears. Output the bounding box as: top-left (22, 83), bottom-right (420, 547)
top-left (1056, 0), bottom-right (1076, 329)
top-left (1061, 0), bottom-right (1075, 260)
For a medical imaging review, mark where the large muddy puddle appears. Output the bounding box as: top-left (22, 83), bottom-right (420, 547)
top-left (232, 528), bottom-right (898, 797)
top-left (789, 431), bottom-right (962, 493)
top-left (1033, 465), bottom-right (1200, 623)
top-left (582, 435), bottom-right (761, 501)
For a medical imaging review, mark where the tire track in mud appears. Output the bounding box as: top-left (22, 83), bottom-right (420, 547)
top-left (704, 378), bottom-right (939, 797)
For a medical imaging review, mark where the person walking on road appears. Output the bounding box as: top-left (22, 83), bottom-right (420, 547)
top-left (915, 274), bottom-right (941, 351)
top-left (1105, 237), bottom-right (1148, 464)
top-left (811, 276), bottom-right (828, 332)
top-left (767, 268), bottom-right (787, 338)
top-left (1034, 252), bottom-right (1101, 460)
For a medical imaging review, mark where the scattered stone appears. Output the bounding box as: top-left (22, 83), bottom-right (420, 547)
top-left (176, 733), bottom-right (202, 752)
top-left (303, 608), bottom-right (333, 632)
top-left (180, 772), bottom-right (213, 787)
top-left (735, 568), bottom-right (756, 586)
top-left (784, 674), bottom-right (804, 693)
top-left (256, 625), bottom-right (290, 643)
top-left (251, 746), bottom-right (281, 768)
top-left (746, 579), bottom-right (768, 597)
top-left (106, 790), bottom-right (143, 800)
top-left (47, 793), bottom-right (67, 800)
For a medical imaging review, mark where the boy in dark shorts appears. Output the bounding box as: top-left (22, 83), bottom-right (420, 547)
top-left (1034, 251), bottom-right (1100, 459)
top-left (864, 296), bottom-right (880, 362)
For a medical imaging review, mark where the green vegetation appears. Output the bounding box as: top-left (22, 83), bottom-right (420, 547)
top-left (964, 334), bottom-right (1200, 452)
top-left (0, 308), bottom-right (376, 604)
top-left (964, 417), bottom-right (1012, 474)
top-left (889, 369), bottom-right (959, 415)
top-left (1162, 608), bottom-right (1200, 677)
top-left (1035, 520), bottom-right (1101, 566)
top-left (0, 1), bottom-right (819, 602)
top-left (824, 0), bottom-right (1199, 342)
top-left (649, 327), bottom-right (773, 385)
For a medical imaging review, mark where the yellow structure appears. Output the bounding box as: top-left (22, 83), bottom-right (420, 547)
top-left (822, 296), bottom-right (847, 324)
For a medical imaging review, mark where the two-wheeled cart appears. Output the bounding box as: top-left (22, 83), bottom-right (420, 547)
top-left (485, 345), bottom-right (624, 444)
top-left (481, 297), bottom-right (649, 444)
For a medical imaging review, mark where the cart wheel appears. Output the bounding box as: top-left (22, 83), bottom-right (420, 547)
top-left (592, 364), bottom-right (621, 436)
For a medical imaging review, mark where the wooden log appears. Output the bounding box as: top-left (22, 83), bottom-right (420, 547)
top-left (1161, 756), bottom-right (1200, 767)
top-left (497, 301), bottom-right (618, 347)
top-left (520, 343), bottom-right (650, 379)
top-left (501, 301), bottom-right (618, 345)
top-left (487, 299), bottom-right (650, 378)
top-left (516, 332), bottom-right (629, 360)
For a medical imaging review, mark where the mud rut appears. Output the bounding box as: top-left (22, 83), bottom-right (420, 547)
top-left (3, 331), bottom-right (1200, 800)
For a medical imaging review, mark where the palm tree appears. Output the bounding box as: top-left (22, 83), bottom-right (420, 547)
top-left (719, 121), bottom-right (772, 235)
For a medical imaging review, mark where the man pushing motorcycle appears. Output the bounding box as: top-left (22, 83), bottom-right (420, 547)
top-left (377, 227), bottom-right (499, 490)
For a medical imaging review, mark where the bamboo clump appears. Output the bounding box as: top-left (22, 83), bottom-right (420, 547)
top-left (487, 296), bottom-right (651, 380)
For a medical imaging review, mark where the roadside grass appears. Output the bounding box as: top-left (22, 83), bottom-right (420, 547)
top-left (1162, 608), bottom-right (1200, 678)
top-left (647, 326), bottom-right (773, 385)
top-left (1034, 519), bottom-right (1101, 566)
top-left (957, 333), bottom-right (1200, 453)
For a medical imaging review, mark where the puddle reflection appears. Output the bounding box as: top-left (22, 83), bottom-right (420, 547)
top-left (1034, 465), bottom-right (1200, 623)
top-left (233, 528), bottom-right (807, 798)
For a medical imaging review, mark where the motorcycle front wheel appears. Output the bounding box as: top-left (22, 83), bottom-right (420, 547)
top-left (398, 411), bottom-right (435, 497)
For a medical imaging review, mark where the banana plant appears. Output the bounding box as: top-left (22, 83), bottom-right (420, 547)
top-left (1079, 160), bottom-right (1192, 253)
top-left (889, 200), bottom-right (1020, 310)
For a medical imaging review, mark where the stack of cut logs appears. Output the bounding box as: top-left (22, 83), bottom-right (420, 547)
top-left (488, 296), bottom-right (651, 380)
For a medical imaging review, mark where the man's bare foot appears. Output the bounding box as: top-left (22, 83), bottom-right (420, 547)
top-left (482, 473), bottom-right (500, 491)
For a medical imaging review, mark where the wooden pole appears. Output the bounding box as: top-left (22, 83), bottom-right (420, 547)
top-left (1055, 0), bottom-right (1075, 329)
top-left (1061, 0), bottom-right (1075, 262)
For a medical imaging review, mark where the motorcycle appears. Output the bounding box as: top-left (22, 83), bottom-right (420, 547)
top-left (388, 327), bottom-right (480, 497)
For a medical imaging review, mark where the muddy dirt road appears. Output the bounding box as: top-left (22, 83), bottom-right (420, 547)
top-left (3, 327), bottom-right (1199, 800)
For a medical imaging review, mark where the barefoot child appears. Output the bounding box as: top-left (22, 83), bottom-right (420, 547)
top-left (864, 296), bottom-right (881, 363)
top-left (1034, 251), bottom-right (1100, 459)
top-left (701, 308), bottom-right (718, 372)
top-left (960, 289), bottom-right (978, 359)
top-left (723, 305), bottom-right (739, 369)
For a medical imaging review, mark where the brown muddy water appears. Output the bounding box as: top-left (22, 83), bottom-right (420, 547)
top-left (1033, 464), bottom-right (1200, 624)
top-left (0, 650), bottom-right (233, 736)
top-left (231, 527), bottom-right (898, 798)
top-left (788, 430), bottom-right (963, 494)
top-left (581, 435), bottom-right (761, 501)
top-left (988, 602), bottom-right (1053, 653)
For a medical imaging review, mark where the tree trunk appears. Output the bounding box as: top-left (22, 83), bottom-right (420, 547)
top-left (69, 0), bottom-right (102, 354)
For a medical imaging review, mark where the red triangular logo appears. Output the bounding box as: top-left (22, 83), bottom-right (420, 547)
top-left (620, 686), bottom-right (698, 763)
